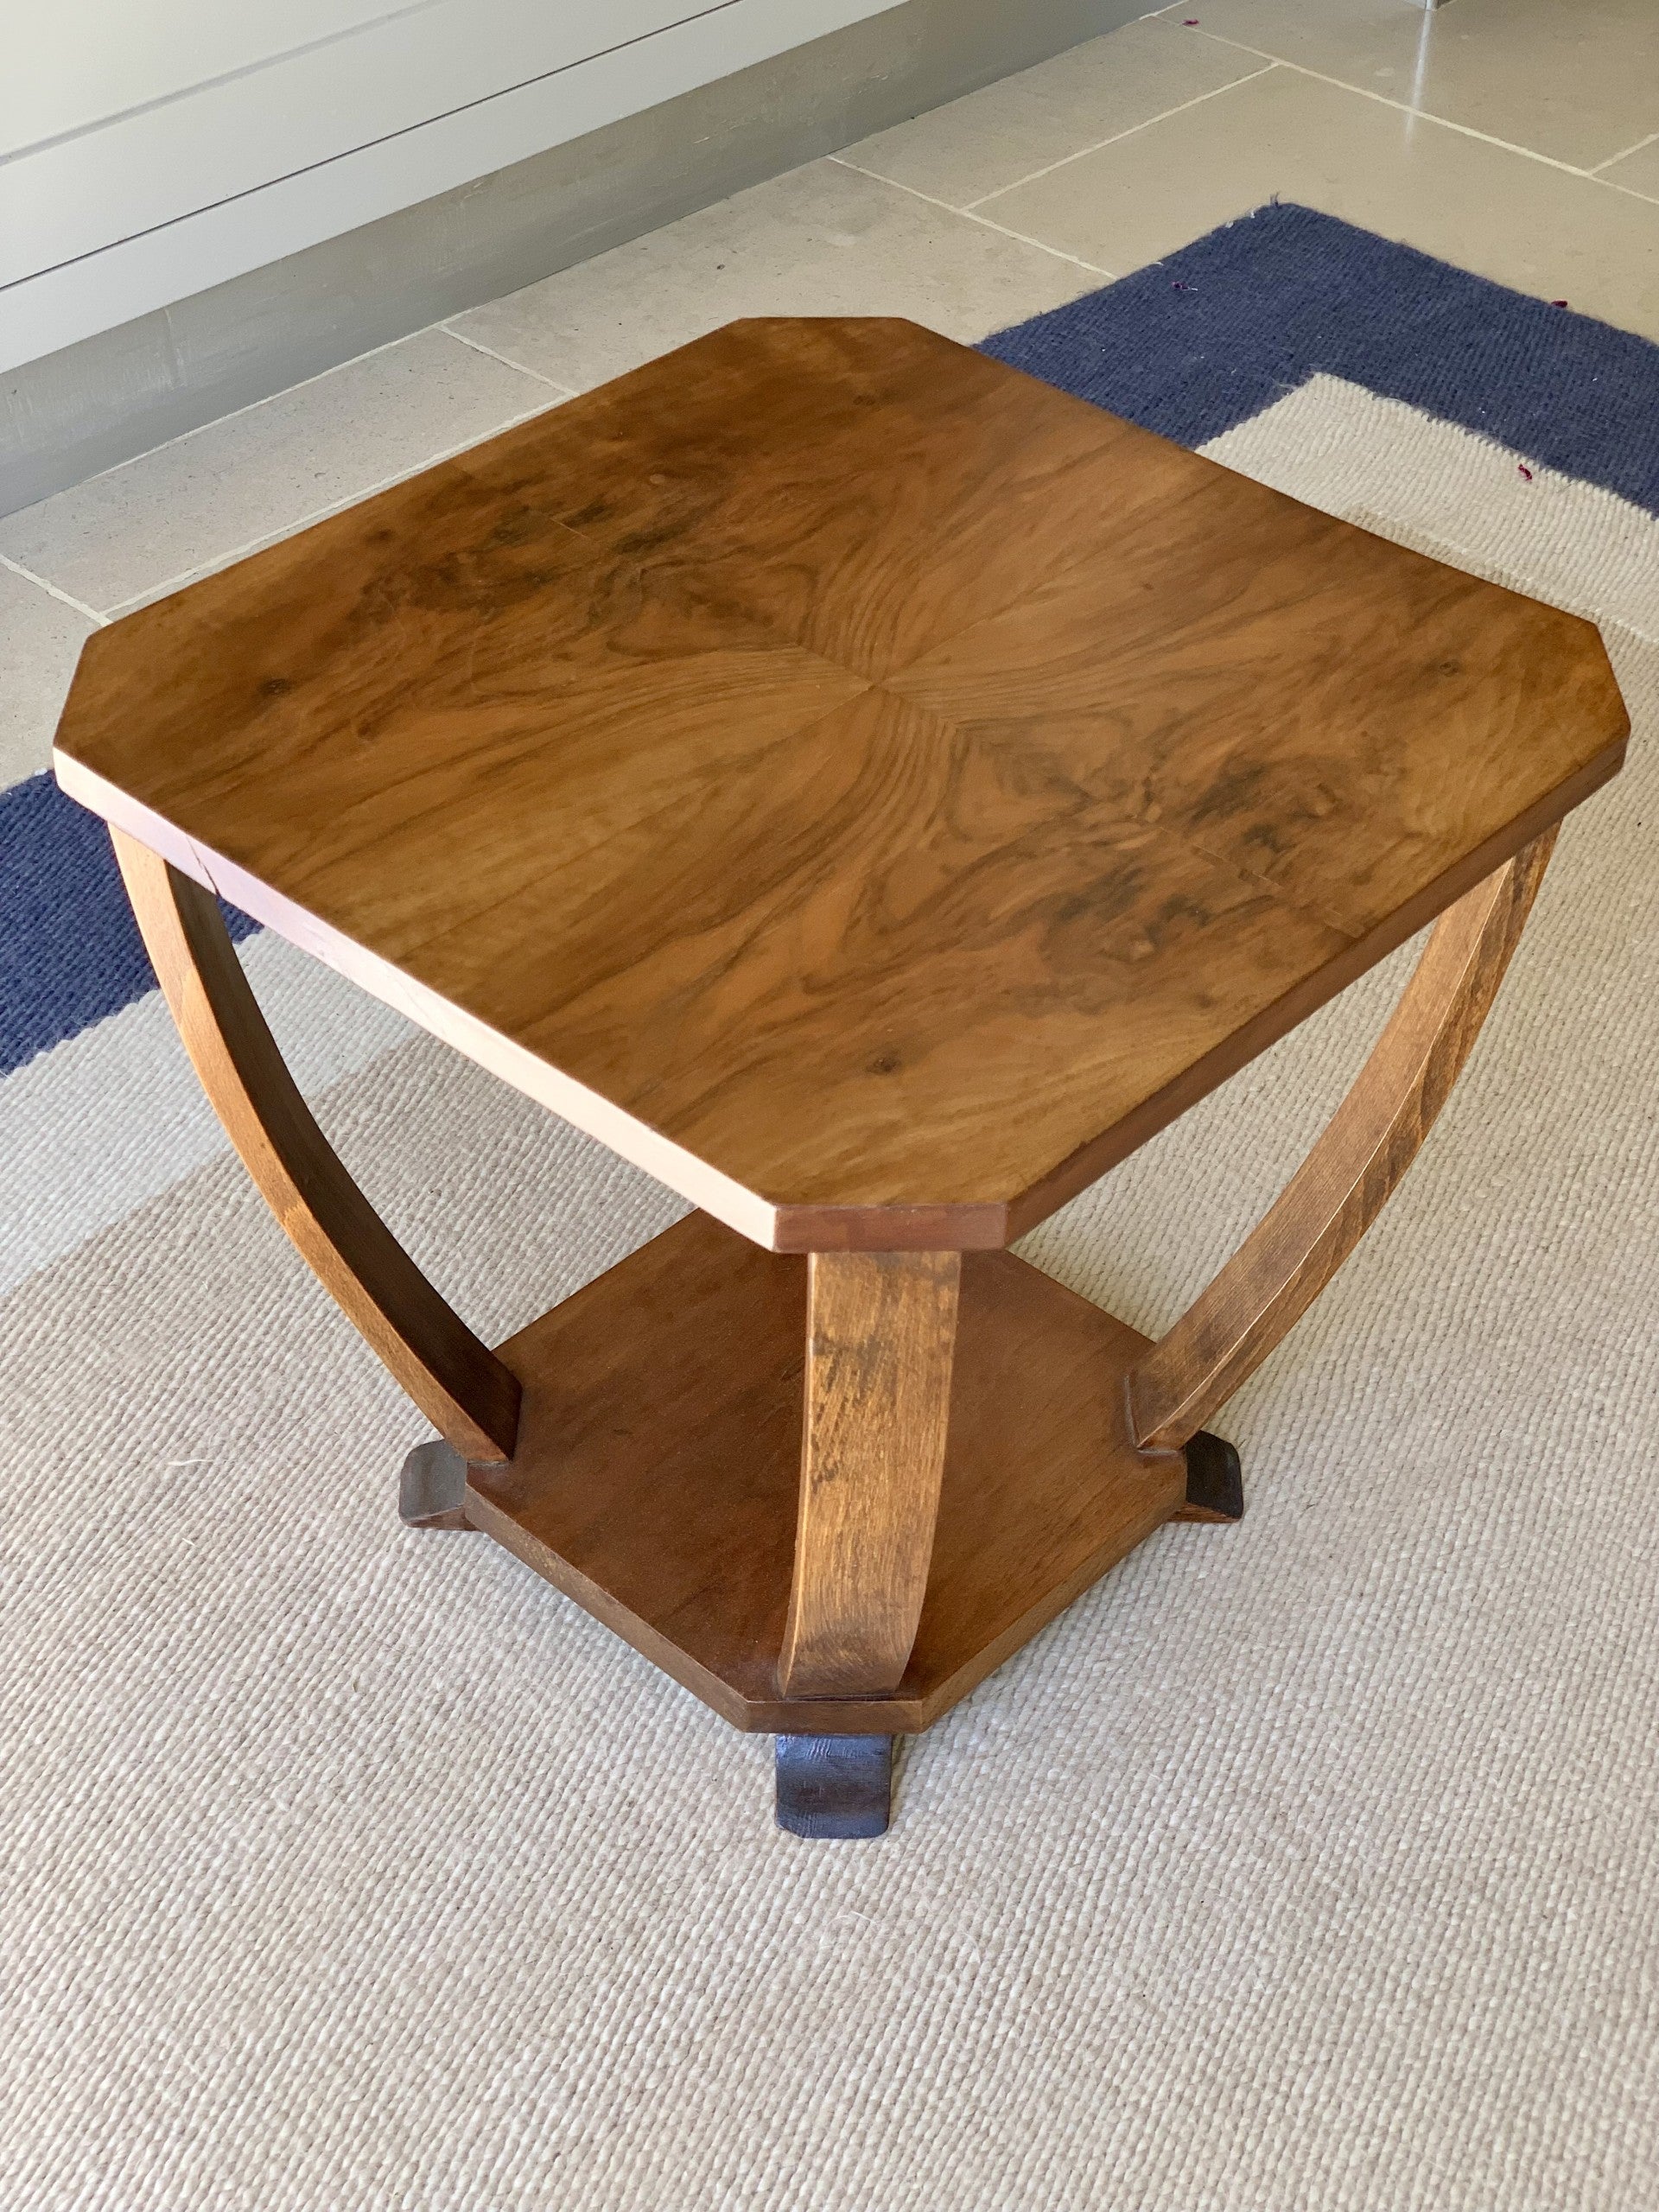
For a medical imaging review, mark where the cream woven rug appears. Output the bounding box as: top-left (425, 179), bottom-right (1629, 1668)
top-left (4, 225), bottom-right (1658, 2205)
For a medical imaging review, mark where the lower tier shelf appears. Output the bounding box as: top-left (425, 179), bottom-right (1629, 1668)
top-left (461, 1212), bottom-right (1189, 1732)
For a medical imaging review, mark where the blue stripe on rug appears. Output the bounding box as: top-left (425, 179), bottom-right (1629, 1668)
top-left (980, 201), bottom-right (1659, 517)
top-left (0, 772), bottom-right (257, 1079)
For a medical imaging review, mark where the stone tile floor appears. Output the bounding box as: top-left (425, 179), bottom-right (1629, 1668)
top-left (3, 0), bottom-right (1657, 776)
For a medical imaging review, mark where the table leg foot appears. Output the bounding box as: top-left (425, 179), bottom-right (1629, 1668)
top-left (775, 1734), bottom-right (894, 1839)
top-left (1173, 1430), bottom-right (1243, 1524)
top-left (398, 1440), bottom-right (474, 1530)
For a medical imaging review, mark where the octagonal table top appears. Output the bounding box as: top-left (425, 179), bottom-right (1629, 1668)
top-left (54, 318), bottom-right (1629, 1249)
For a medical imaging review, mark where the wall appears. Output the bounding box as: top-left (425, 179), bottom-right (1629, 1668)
top-left (0, 0), bottom-right (1145, 515)
top-left (2, 0), bottom-right (902, 372)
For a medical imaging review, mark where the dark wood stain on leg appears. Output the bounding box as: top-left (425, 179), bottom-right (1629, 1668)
top-left (1173, 1431), bottom-right (1244, 1524)
top-left (775, 1734), bottom-right (894, 1840)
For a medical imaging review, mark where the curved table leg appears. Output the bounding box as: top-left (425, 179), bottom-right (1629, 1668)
top-left (775, 1249), bottom-right (959, 1836)
top-left (779, 1249), bottom-right (961, 1700)
top-left (114, 830), bottom-right (522, 1464)
top-left (1129, 830), bottom-right (1556, 1456)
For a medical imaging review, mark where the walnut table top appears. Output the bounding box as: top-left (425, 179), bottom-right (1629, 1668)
top-left (54, 318), bottom-right (1628, 1254)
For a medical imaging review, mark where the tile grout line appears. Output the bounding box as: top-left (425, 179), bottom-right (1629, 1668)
top-left (958, 60), bottom-right (1279, 210)
top-left (1269, 60), bottom-right (1618, 178)
top-left (843, 28), bottom-right (1649, 218)
top-left (964, 210), bottom-right (1116, 277)
top-left (96, 400), bottom-right (560, 620)
top-left (824, 157), bottom-right (1115, 274)
top-left (1592, 126), bottom-right (1659, 175)
top-left (57, 327), bottom-right (438, 515)
top-left (1172, 30), bottom-right (1629, 182)
top-left (2, 320), bottom-right (556, 533)
top-left (440, 325), bottom-right (578, 395)
top-left (1598, 174), bottom-right (1659, 211)
top-left (0, 553), bottom-right (105, 626)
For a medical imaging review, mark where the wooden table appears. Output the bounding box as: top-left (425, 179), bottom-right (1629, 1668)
top-left (54, 319), bottom-right (1628, 1839)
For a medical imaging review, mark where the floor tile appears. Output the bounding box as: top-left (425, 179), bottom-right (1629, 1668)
top-left (980, 66), bottom-right (1659, 341)
top-left (1176, 0), bottom-right (1659, 171)
top-left (0, 331), bottom-right (557, 618)
top-left (448, 158), bottom-right (1102, 393)
top-left (0, 566), bottom-right (96, 791)
top-left (1603, 135), bottom-right (1659, 205)
top-left (837, 16), bottom-right (1269, 211)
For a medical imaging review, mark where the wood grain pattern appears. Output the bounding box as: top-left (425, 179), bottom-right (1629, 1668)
top-left (779, 1249), bottom-right (961, 1699)
top-left (57, 320), bottom-right (1629, 1250)
top-left (453, 318), bottom-right (1191, 682)
top-left (1128, 832), bottom-right (1556, 1454)
top-left (464, 1212), bottom-right (1185, 1733)
top-left (884, 483), bottom-right (1586, 943)
top-left (114, 830), bottom-right (522, 1463)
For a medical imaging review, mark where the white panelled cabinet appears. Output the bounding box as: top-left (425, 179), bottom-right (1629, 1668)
top-left (0, 0), bottom-right (902, 370)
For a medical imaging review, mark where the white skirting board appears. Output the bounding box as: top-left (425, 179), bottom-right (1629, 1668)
top-left (0, 0), bottom-right (901, 373)
top-left (0, 0), bottom-right (1142, 515)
